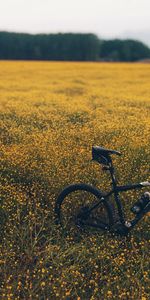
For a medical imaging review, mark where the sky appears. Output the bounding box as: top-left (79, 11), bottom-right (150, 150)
top-left (0, 0), bottom-right (150, 44)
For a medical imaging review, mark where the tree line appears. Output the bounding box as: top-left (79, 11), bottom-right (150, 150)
top-left (0, 31), bottom-right (150, 62)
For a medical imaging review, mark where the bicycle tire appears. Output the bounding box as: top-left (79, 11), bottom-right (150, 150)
top-left (55, 183), bottom-right (114, 232)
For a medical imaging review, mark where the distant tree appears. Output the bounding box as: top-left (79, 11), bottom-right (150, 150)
top-left (125, 39), bottom-right (150, 61)
top-left (100, 39), bottom-right (150, 61)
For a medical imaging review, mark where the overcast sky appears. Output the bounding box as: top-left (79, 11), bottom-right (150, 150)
top-left (0, 0), bottom-right (150, 41)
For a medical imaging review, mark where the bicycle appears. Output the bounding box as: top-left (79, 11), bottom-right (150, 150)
top-left (55, 146), bottom-right (150, 236)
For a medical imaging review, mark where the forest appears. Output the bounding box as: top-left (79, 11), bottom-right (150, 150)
top-left (0, 31), bottom-right (150, 61)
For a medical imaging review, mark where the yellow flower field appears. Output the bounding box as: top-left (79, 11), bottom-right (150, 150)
top-left (0, 61), bottom-right (150, 299)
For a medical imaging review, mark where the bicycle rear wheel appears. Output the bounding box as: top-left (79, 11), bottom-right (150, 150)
top-left (55, 183), bottom-right (114, 233)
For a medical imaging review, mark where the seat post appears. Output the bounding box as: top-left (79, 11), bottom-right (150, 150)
top-left (109, 158), bottom-right (117, 189)
top-left (109, 157), bottom-right (125, 224)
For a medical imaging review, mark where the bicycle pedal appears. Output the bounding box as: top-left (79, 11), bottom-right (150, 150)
top-left (112, 222), bottom-right (129, 236)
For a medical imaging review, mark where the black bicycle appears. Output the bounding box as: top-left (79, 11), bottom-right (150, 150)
top-left (55, 146), bottom-right (150, 236)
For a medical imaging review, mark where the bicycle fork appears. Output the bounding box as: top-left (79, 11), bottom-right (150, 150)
top-left (114, 201), bottom-right (150, 236)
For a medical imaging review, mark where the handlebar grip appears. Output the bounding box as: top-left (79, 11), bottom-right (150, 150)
top-left (140, 181), bottom-right (150, 187)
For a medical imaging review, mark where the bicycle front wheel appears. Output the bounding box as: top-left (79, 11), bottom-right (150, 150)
top-left (55, 183), bottom-right (114, 233)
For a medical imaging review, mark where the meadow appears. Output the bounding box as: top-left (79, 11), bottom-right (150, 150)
top-left (0, 61), bottom-right (150, 299)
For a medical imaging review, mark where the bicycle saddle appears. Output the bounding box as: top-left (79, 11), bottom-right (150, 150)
top-left (92, 146), bottom-right (121, 158)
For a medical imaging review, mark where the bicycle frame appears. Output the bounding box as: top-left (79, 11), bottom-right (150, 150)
top-left (55, 148), bottom-right (150, 236)
top-left (88, 158), bottom-right (150, 234)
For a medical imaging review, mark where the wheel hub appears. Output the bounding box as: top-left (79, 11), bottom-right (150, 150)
top-left (76, 206), bottom-right (90, 223)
